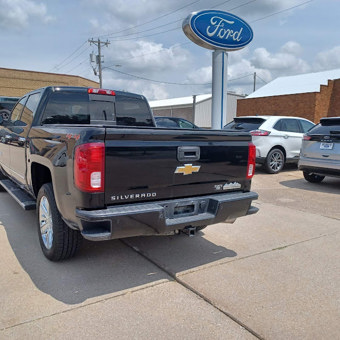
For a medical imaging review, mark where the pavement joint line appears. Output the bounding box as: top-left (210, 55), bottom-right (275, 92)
top-left (175, 230), bottom-right (340, 277)
top-left (0, 279), bottom-right (171, 332)
top-left (121, 239), bottom-right (265, 340)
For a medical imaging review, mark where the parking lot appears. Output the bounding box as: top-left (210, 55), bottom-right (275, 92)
top-left (0, 167), bottom-right (339, 339)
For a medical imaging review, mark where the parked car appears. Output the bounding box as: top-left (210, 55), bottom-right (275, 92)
top-left (224, 116), bottom-right (315, 173)
top-left (298, 117), bottom-right (340, 182)
top-left (0, 97), bottom-right (19, 121)
top-left (155, 116), bottom-right (200, 129)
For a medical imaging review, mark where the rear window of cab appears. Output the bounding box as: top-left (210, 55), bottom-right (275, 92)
top-left (41, 91), bottom-right (154, 127)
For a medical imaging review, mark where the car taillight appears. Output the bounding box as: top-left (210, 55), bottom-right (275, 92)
top-left (74, 143), bottom-right (105, 192)
top-left (88, 88), bottom-right (115, 96)
top-left (303, 135), bottom-right (312, 141)
top-left (250, 130), bottom-right (270, 136)
top-left (247, 142), bottom-right (256, 179)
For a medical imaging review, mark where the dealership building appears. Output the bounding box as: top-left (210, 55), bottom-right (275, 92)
top-left (237, 69), bottom-right (340, 123)
top-left (150, 92), bottom-right (245, 128)
top-left (0, 67), bottom-right (98, 98)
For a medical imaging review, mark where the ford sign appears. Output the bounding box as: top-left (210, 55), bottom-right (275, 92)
top-left (182, 10), bottom-right (253, 51)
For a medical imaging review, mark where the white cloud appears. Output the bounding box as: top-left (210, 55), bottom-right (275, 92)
top-left (251, 44), bottom-right (310, 75)
top-left (280, 41), bottom-right (303, 56)
top-left (314, 46), bottom-right (340, 71)
top-left (186, 66), bottom-right (211, 84)
top-left (0, 0), bottom-right (53, 30)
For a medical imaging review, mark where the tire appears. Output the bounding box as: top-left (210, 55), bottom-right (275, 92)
top-left (37, 183), bottom-right (81, 261)
top-left (303, 171), bottom-right (325, 183)
top-left (264, 148), bottom-right (285, 174)
top-left (0, 109), bottom-right (11, 121)
top-left (0, 169), bottom-right (7, 191)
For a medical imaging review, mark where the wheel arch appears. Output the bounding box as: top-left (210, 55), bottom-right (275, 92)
top-left (31, 162), bottom-right (52, 197)
top-left (268, 145), bottom-right (286, 159)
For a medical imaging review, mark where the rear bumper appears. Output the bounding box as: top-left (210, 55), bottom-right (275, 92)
top-left (76, 191), bottom-right (259, 241)
top-left (299, 158), bottom-right (340, 177)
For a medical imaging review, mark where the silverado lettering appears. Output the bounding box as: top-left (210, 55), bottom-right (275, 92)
top-left (0, 86), bottom-right (258, 261)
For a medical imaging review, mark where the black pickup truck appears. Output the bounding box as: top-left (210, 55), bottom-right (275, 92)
top-left (0, 86), bottom-right (258, 261)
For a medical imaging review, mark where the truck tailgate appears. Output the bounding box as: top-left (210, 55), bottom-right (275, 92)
top-left (104, 128), bottom-right (252, 205)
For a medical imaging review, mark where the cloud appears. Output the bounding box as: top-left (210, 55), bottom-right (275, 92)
top-left (314, 46), bottom-right (340, 71)
top-left (0, 0), bottom-right (53, 30)
top-left (251, 44), bottom-right (310, 75)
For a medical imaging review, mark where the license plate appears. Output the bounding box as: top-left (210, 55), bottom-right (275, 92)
top-left (320, 142), bottom-right (333, 150)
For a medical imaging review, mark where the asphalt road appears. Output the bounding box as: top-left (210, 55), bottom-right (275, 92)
top-left (0, 167), bottom-right (339, 339)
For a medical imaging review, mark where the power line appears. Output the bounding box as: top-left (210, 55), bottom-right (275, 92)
top-left (251, 0), bottom-right (314, 23)
top-left (105, 0), bottom-right (257, 42)
top-left (105, 67), bottom-right (211, 86)
top-left (49, 41), bottom-right (87, 72)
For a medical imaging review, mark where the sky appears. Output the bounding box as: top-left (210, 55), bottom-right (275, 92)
top-left (0, 0), bottom-right (339, 100)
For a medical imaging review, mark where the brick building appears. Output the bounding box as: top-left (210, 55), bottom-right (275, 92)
top-left (0, 67), bottom-right (98, 97)
top-left (237, 69), bottom-right (340, 123)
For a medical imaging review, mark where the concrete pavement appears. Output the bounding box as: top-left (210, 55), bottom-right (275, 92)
top-left (0, 168), bottom-right (339, 339)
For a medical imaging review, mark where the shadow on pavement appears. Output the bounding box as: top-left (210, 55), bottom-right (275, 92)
top-left (0, 193), bottom-right (237, 305)
top-left (280, 177), bottom-right (340, 194)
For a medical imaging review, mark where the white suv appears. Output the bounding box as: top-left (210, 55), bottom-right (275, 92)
top-left (224, 116), bottom-right (315, 173)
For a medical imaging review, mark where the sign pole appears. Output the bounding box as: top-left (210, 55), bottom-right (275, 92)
top-left (212, 50), bottom-right (228, 129)
top-left (182, 10), bottom-right (253, 129)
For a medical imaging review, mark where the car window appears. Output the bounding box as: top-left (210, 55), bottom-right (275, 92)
top-left (21, 92), bottom-right (42, 126)
top-left (224, 118), bottom-right (265, 131)
top-left (178, 119), bottom-right (195, 129)
top-left (115, 96), bottom-right (153, 127)
top-left (42, 91), bottom-right (115, 125)
top-left (274, 119), bottom-right (300, 133)
top-left (299, 119), bottom-right (314, 133)
top-left (155, 117), bottom-right (178, 128)
top-left (308, 118), bottom-right (340, 135)
top-left (10, 97), bottom-right (27, 123)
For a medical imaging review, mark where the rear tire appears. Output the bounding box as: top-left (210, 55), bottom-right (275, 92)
top-left (37, 183), bottom-right (81, 261)
top-left (265, 148), bottom-right (285, 174)
top-left (0, 170), bottom-right (7, 191)
top-left (303, 171), bottom-right (325, 183)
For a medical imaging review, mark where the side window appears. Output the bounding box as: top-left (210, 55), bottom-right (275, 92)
top-left (10, 97), bottom-right (27, 123)
top-left (156, 118), bottom-right (178, 128)
top-left (274, 119), bottom-right (300, 133)
top-left (178, 119), bottom-right (195, 129)
top-left (20, 92), bottom-right (42, 126)
top-left (299, 120), bottom-right (314, 133)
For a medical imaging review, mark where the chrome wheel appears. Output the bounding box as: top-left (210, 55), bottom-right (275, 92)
top-left (39, 196), bottom-right (53, 249)
top-left (269, 152), bottom-right (283, 172)
top-left (265, 148), bottom-right (285, 174)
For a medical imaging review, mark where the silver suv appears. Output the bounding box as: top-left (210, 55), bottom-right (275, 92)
top-left (299, 117), bottom-right (340, 183)
top-left (224, 116), bottom-right (315, 174)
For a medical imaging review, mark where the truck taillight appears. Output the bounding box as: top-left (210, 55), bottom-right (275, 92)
top-left (74, 143), bottom-right (105, 192)
top-left (247, 142), bottom-right (256, 179)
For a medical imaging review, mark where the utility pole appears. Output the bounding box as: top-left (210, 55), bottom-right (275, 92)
top-left (253, 72), bottom-right (256, 92)
top-left (88, 38), bottom-right (110, 87)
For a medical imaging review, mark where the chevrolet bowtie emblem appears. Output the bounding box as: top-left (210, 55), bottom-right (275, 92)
top-left (175, 164), bottom-right (201, 175)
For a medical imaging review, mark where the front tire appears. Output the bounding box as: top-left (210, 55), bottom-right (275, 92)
top-left (265, 148), bottom-right (285, 174)
top-left (303, 171), bottom-right (325, 183)
top-left (37, 183), bottom-right (81, 261)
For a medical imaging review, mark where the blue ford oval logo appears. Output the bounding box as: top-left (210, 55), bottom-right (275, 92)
top-left (183, 10), bottom-right (253, 51)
